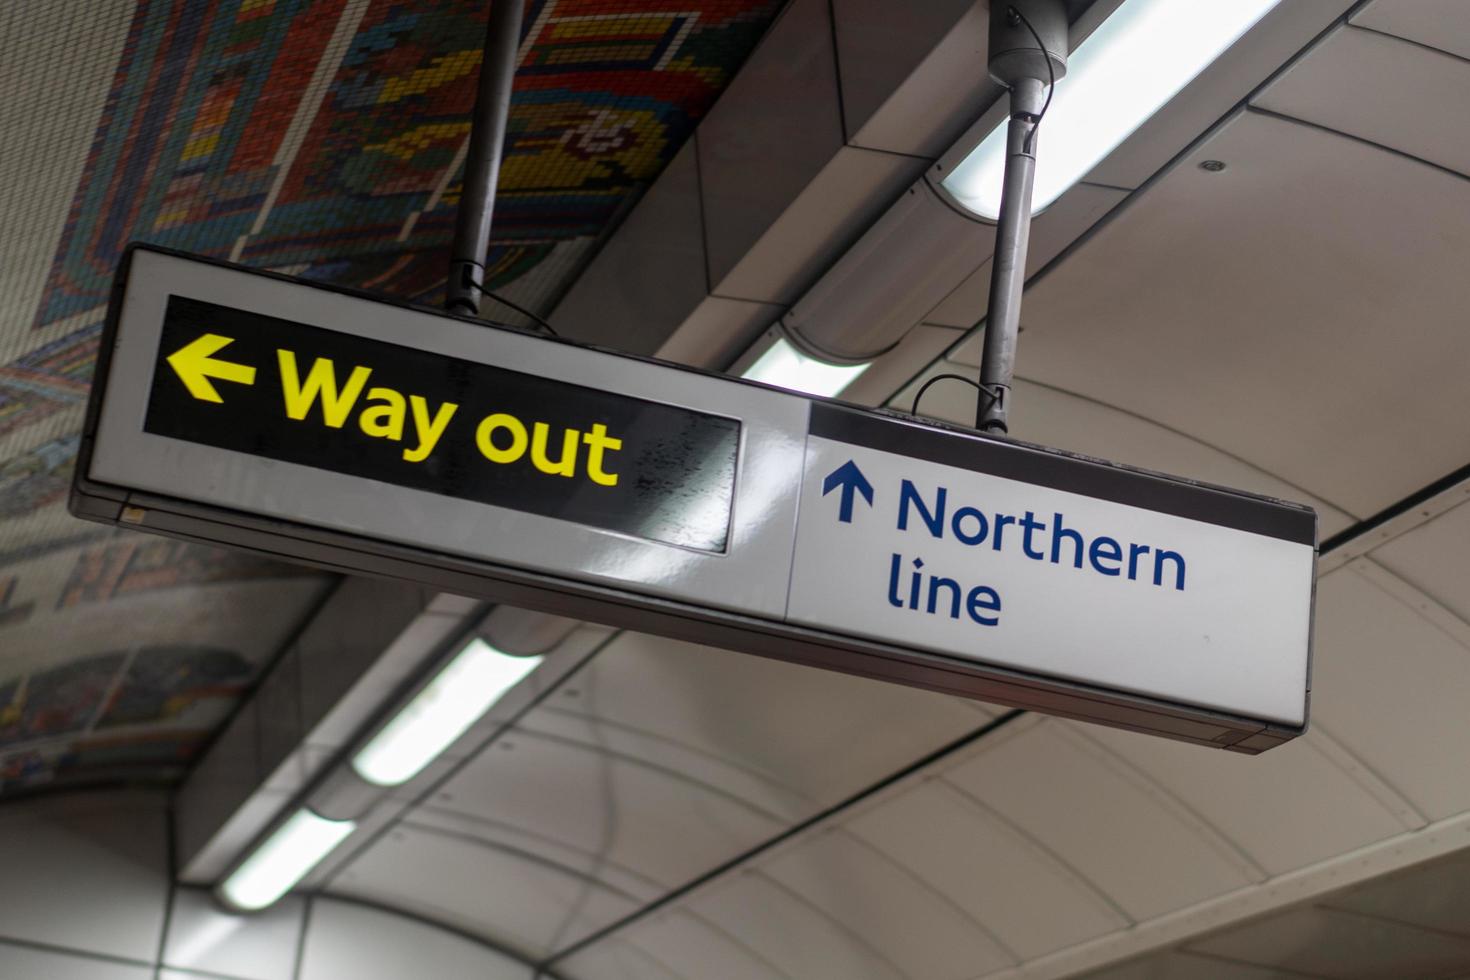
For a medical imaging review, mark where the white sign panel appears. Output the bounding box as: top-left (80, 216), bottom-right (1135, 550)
top-left (788, 408), bottom-right (1316, 727)
top-left (76, 247), bottom-right (1318, 751)
top-left (82, 247), bottom-right (808, 619)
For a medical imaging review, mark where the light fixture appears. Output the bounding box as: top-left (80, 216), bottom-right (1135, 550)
top-left (943, 0), bottom-right (1283, 219)
top-left (350, 637), bottom-right (542, 787)
top-left (739, 335), bottom-right (869, 398)
top-left (219, 808), bottom-right (356, 911)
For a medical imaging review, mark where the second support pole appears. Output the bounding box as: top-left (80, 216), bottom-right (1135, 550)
top-left (975, 0), bottom-right (1067, 434)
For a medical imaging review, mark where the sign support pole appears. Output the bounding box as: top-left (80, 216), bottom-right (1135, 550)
top-left (976, 1), bottom-right (1068, 434)
top-left (445, 0), bottom-right (524, 317)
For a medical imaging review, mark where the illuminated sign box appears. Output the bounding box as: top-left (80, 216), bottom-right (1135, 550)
top-left (74, 246), bottom-right (1317, 753)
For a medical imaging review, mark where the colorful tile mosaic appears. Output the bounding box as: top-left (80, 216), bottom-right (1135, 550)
top-left (57, 538), bottom-right (320, 609)
top-left (0, 436), bottom-right (78, 521)
top-left (37, 0), bottom-right (782, 319)
top-left (0, 577), bottom-right (34, 629)
top-left (97, 645), bottom-right (256, 729)
top-left (1, 0), bottom-right (782, 792)
top-left (0, 327), bottom-right (98, 440)
top-left (0, 652), bottom-right (128, 750)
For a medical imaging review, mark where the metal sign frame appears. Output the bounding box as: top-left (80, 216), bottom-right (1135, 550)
top-left (74, 245), bottom-right (1317, 753)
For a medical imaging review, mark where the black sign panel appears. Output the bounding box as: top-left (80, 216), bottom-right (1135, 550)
top-left (144, 297), bottom-right (740, 552)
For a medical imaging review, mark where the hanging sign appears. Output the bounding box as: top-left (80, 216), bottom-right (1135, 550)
top-left (75, 246), bottom-right (1317, 752)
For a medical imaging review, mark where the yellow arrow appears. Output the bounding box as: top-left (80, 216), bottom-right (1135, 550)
top-left (166, 334), bottom-right (257, 403)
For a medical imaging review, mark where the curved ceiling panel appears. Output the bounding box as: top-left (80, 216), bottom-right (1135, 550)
top-left (324, 631), bottom-right (997, 959)
top-left (760, 829), bottom-right (1014, 978)
top-left (418, 723), bottom-right (791, 893)
top-left (503, 631), bottom-right (996, 814)
top-left (1310, 562), bottom-right (1470, 822)
top-left (1067, 722), bottom-right (1410, 877)
top-left (1008, 110), bottom-right (1470, 518)
top-left (843, 779), bottom-right (1126, 960)
top-left (1371, 499), bottom-right (1470, 624)
top-left (684, 871), bottom-right (909, 980)
top-left (1255, 24), bottom-right (1470, 176)
top-left (561, 908), bottom-right (789, 980)
top-left (1353, 0), bottom-right (1470, 62)
top-left (331, 822), bottom-right (643, 962)
top-left (890, 374), bottom-right (1354, 536)
top-left (940, 719), bottom-right (1260, 921)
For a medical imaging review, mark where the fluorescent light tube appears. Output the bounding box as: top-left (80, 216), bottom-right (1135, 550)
top-left (943, 0), bottom-right (1283, 218)
top-left (220, 809), bottom-right (356, 911)
top-left (351, 638), bottom-right (541, 787)
top-left (741, 336), bottom-right (869, 398)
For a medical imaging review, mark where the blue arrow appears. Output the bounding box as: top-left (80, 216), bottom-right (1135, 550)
top-left (822, 459), bottom-right (875, 523)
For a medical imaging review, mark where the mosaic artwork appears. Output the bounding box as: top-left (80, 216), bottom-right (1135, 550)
top-left (57, 538), bottom-right (320, 609)
top-left (0, 0), bottom-right (784, 792)
top-left (37, 0), bottom-right (780, 321)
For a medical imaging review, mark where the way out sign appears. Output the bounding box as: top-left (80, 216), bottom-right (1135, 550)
top-left (76, 246), bottom-right (1317, 753)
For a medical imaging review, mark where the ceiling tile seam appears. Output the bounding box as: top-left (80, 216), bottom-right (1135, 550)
top-left (989, 811), bottom-right (1470, 980)
top-left (528, 703), bottom-right (816, 811)
top-left (536, 710), bottom-right (1027, 971)
top-left (692, 133), bottom-right (714, 296)
top-left (926, 776), bottom-right (1135, 928)
top-left (1074, 178), bottom-right (1134, 194)
top-left (539, 664), bottom-right (638, 959)
top-left (1171, 947), bottom-right (1327, 980)
top-left (1309, 900), bottom-right (1470, 947)
top-left (844, 141), bottom-right (936, 162)
top-left (1344, 20), bottom-right (1470, 69)
top-left (749, 869), bottom-right (913, 980)
top-left (931, 0), bottom-right (1382, 368)
top-left (632, 906), bottom-right (803, 980)
top-left (168, 576), bottom-right (344, 818)
top-left (988, 372), bottom-right (1359, 523)
top-left (156, 964), bottom-right (266, 980)
top-left (154, 801), bottom-right (180, 980)
top-left (313, 628), bottom-right (622, 891)
top-left (1353, 559), bottom-right (1470, 650)
top-left (1321, 466), bottom-right (1470, 557)
top-left (290, 894), bottom-right (313, 980)
top-left (1052, 723), bottom-right (1270, 882)
top-left (498, 722), bottom-right (797, 824)
top-left (391, 818), bottom-right (655, 904)
top-left (835, 826), bottom-right (1024, 966)
top-left (1298, 727), bottom-right (1427, 832)
top-left (405, 805), bottom-right (670, 895)
top-left (0, 932), bottom-right (157, 973)
top-left (587, 935), bottom-right (692, 980)
top-left (312, 892), bottom-right (560, 980)
top-left (826, 0), bottom-right (850, 145)
top-left (1301, 560), bottom-right (1440, 826)
top-left (1243, 104), bottom-right (1470, 186)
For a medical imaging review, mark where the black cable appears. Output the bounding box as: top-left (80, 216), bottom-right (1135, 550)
top-left (449, 264), bottom-right (558, 337)
top-left (1008, 5), bottom-right (1054, 155)
top-left (911, 373), bottom-right (997, 418)
top-left (478, 289), bottom-right (559, 336)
